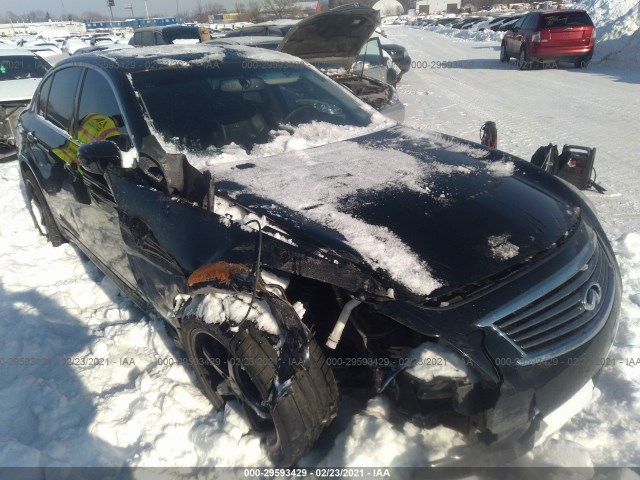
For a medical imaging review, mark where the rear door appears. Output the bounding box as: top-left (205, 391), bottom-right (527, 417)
top-left (539, 11), bottom-right (594, 49)
top-left (23, 66), bottom-right (84, 237)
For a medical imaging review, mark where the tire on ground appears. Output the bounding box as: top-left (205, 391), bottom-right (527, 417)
top-left (181, 301), bottom-right (339, 466)
top-left (22, 168), bottom-right (66, 247)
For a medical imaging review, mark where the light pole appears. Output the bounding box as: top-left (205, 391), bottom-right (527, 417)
top-left (144, 0), bottom-right (150, 19)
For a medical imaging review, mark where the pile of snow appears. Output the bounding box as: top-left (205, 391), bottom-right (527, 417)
top-left (373, 0), bottom-right (405, 17)
top-left (575, 0), bottom-right (640, 65)
top-left (424, 23), bottom-right (506, 42)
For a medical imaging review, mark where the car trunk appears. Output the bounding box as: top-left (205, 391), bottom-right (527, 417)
top-left (539, 12), bottom-right (594, 48)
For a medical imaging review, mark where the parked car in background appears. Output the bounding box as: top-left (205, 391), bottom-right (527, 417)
top-left (501, 10), bottom-right (595, 68)
top-left (206, 35), bottom-right (281, 50)
top-left (224, 19), bottom-right (299, 38)
top-left (278, 5), bottom-right (404, 120)
top-left (17, 42), bottom-right (621, 469)
top-left (129, 25), bottom-right (201, 46)
top-left (73, 44), bottom-right (134, 56)
top-left (0, 49), bottom-right (49, 155)
top-left (378, 35), bottom-right (411, 82)
top-left (62, 37), bottom-right (88, 55)
top-left (490, 15), bottom-right (520, 31)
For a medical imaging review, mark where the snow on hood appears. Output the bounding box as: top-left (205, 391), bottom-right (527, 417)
top-left (186, 123), bottom-right (452, 296)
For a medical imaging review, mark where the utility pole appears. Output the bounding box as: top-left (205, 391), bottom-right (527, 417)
top-left (125, 3), bottom-right (135, 17)
top-left (107, 0), bottom-right (115, 21)
top-left (144, 0), bottom-right (150, 19)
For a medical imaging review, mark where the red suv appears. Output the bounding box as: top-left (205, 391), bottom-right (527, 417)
top-left (501, 10), bottom-right (595, 69)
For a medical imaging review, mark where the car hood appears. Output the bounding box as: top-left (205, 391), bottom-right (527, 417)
top-left (212, 125), bottom-right (581, 300)
top-left (278, 6), bottom-right (380, 70)
top-left (0, 78), bottom-right (40, 103)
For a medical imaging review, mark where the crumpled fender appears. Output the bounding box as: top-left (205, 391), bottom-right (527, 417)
top-left (183, 261), bottom-right (311, 395)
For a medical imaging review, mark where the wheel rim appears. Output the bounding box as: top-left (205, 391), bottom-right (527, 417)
top-left (192, 330), bottom-right (277, 435)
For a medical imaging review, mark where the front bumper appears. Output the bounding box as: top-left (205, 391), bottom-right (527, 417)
top-left (382, 221), bottom-right (621, 464)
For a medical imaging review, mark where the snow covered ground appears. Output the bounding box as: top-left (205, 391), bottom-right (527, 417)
top-left (1, 19), bottom-right (640, 474)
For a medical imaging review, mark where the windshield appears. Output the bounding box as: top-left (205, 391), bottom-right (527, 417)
top-left (0, 55), bottom-right (49, 81)
top-left (132, 61), bottom-right (372, 153)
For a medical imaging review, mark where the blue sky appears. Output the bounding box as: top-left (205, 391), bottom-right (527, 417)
top-left (2, 0), bottom-right (239, 18)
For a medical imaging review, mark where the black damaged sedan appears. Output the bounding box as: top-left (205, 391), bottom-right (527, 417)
top-left (17, 45), bottom-right (621, 466)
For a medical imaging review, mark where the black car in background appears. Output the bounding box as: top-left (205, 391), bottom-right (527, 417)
top-left (129, 25), bottom-right (201, 46)
top-left (17, 45), bottom-right (621, 466)
top-left (380, 42), bottom-right (411, 81)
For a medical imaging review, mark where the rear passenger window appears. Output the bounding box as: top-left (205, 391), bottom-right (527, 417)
top-left (37, 76), bottom-right (53, 116)
top-left (46, 67), bottom-right (83, 131)
top-left (142, 31), bottom-right (155, 46)
top-left (155, 32), bottom-right (166, 45)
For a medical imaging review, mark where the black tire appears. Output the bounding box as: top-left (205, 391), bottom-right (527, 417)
top-left (518, 47), bottom-right (529, 70)
top-left (181, 299), bottom-right (338, 466)
top-left (500, 43), bottom-right (509, 63)
top-left (22, 169), bottom-right (66, 247)
top-left (574, 58), bottom-right (590, 68)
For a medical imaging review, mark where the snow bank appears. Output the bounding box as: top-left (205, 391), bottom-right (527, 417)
top-left (415, 0), bottom-right (640, 65)
top-left (575, 0), bottom-right (640, 66)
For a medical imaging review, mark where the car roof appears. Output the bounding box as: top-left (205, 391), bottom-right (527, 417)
top-left (133, 24), bottom-right (198, 32)
top-left (58, 44), bottom-right (301, 75)
top-left (0, 48), bottom-right (39, 57)
top-left (207, 36), bottom-right (283, 46)
top-left (538, 9), bottom-right (589, 14)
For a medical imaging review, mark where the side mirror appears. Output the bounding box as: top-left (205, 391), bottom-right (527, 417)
top-left (78, 140), bottom-right (122, 175)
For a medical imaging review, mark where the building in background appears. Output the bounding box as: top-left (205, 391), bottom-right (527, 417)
top-left (85, 17), bottom-right (185, 30)
top-left (415, 0), bottom-right (461, 14)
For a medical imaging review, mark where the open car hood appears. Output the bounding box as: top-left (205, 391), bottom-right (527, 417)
top-left (278, 5), bottom-right (380, 70)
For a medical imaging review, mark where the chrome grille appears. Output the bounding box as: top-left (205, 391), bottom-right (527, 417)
top-left (478, 229), bottom-right (616, 365)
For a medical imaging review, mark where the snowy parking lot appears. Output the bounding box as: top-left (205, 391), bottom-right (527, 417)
top-left (1, 22), bottom-right (640, 472)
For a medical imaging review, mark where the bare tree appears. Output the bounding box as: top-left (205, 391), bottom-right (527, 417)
top-left (80, 10), bottom-right (104, 22)
top-left (262, 0), bottom-right (297, 18)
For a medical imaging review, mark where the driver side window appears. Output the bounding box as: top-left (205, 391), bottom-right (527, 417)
top-left (76, 68), bottom-right (130, 152)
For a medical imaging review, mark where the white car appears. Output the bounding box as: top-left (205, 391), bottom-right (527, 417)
top-left (0, 49), bottom-right (50, 152)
